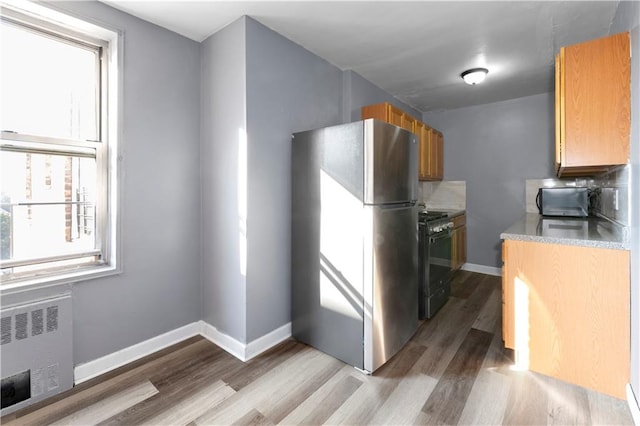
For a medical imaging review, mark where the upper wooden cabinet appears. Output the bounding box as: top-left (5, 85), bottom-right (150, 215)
top-left (362, 102), bottom-right (443, 181)
top-left (362, 102), bottom-right (415, 132)
top-left (555, 32), bottom-right (630, 177)
top-left (415, 122), bottom-right (442, 181)
top-left (416, 125), bottom-right (443, 181)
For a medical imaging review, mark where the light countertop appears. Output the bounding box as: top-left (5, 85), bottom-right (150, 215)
top-left (500, 213), bottom-right (629, 250)
top-left (429, 209), bottom-right (465, 218)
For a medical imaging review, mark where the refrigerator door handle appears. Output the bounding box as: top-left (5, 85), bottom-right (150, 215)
top-left (373, 201), bottom-right (416, 210)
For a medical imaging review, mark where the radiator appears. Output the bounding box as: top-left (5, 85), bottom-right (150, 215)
top-left (1, 291), bottom-right (73, 416)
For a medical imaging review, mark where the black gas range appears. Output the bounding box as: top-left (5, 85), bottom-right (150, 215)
top-left (418, 211), bottom-right (454, 319)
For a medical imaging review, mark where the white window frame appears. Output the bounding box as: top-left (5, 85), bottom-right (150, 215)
top-left (0, 1), bottom-right (121, 291)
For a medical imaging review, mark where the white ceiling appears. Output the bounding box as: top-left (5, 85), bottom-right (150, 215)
top-left (101, 1), bottom-right (620, 112)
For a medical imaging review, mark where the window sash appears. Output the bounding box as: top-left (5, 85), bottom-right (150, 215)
top-left (0, 139), bottom-right (105, 277)
top-left (0, 14), bottom-right (104, 142)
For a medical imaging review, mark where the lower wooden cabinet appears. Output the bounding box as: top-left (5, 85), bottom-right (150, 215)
top-left (502, 239), bottom-right (630, 399)
top-left (451, 214), bottom-right (466, 270)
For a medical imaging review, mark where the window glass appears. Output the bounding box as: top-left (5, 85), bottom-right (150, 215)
top-left (0, 20), bottom-right (99, 141)
top-left (1, 149), bottom-right (97, 265)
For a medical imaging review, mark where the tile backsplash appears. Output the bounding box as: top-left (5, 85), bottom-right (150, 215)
top-left (595, 166), bottom-right (629, 226)
top-left (419, 180), bottom-right (466, 210)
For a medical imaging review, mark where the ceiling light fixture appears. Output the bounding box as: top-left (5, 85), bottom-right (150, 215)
top-left (461, 68), bottom-right (489, 85)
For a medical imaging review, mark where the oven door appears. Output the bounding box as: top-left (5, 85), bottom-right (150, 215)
top-left (427, 230), bottom-right (453, 293)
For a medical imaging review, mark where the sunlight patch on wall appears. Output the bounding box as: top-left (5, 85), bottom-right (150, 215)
top-left (238, 127), bottom-right (247, 277)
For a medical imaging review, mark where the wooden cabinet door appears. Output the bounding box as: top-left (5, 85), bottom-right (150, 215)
top-left (425, 127), bottom-right (434, 178)
top-left (451, 215), bottom-right (466, 271)
top-left (415, 121), bottom-right (429, 180)
top-left (417, 127), bottom-right (443, 181)
top-left (557, 32), bottom-right (630, 176)
top-left (460, 225), bottom-right (466, 264)
top-left (387, 104), bottom-right (404, 128)
top-left (434, 130), bottom-right (444, 179)
top-left (452, 228), bottom-right (460, 271)
top-left (401, 113), bottom-right (416, 133)
top-left (501, 241), bottom-right (514, 349)
top-left (555, 53), bottom-right (564, 174)
top-left (502, 239), bottom-right (630, 399)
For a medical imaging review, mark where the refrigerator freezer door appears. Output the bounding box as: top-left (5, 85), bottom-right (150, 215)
top-left (364, 119), bottom-right (418, 205)
top-left (364, 204), bottom-right (418, 373)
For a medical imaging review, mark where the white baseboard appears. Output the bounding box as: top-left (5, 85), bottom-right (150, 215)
top-left (461, 263), bottom-right (502, 277)
top-left (199, 321), bottom-right (292, 361)
top-left (74, 320), bottom-right (292, 384)
top-left (245, 322), bottom-right (291, 361)
top-left (199, 320), bottom-right (247, 361)
top-left (627, 384), bottom-right (640, 426)
top-left (74, 322), bottom-right (201, 384)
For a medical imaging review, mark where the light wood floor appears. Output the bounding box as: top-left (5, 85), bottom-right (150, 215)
top-left (2, 272), bottom-right (634, 425)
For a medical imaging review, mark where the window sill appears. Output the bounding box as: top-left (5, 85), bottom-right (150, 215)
top-left (1, 264), bottom-right (122, 296)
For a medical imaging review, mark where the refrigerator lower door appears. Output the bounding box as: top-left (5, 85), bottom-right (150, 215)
top-left (364, 204), bottom-right (418, 373)
top-left (291, 162), bottom-right (365, 369)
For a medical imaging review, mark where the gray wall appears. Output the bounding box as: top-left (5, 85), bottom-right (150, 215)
top-left (53, 2), bottom-right (202, 364)
top-left (611, 0), bottom-right (640, 405)
top-left (344, 70), bottom-right (422, 123)
top-left (245, 18), bottom-right (343, 341)
top-left (200, 18), bottom-right (248, 342)
top-left (423, 93), bottom-right (555, 268)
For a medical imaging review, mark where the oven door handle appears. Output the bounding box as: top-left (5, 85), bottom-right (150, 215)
top-left (429, 230), bottom-right (452, 244)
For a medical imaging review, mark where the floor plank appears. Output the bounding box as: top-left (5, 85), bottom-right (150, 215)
top-left (50, 381), bottom-right (158, 426)
top-left (587, 388), bottom-right (635, 425)
top-left (139, 380), bottom-right (235, 425)
top-left (502, 370), bottom-right (552, 425)
top-left (543, 374), bottom-right (592, 425)
top-left (278, 365), bottom-right (359, 425)
top-left (232, 409), bottom-right (274, 426)
top-left (450, 270), bottom-right (476, 299)
top-left (471, 282), bottom-right (502, 333)
top-left (421, 328), bottom-right (493, 425)
top-left (368, 372), bottom-right (438, 425)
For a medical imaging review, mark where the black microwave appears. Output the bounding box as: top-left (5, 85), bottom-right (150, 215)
top-left (536, 187), bottom-right (589, 217)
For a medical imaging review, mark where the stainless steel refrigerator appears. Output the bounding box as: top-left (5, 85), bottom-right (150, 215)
top-left (291, 118), bottom-right (418, 374)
